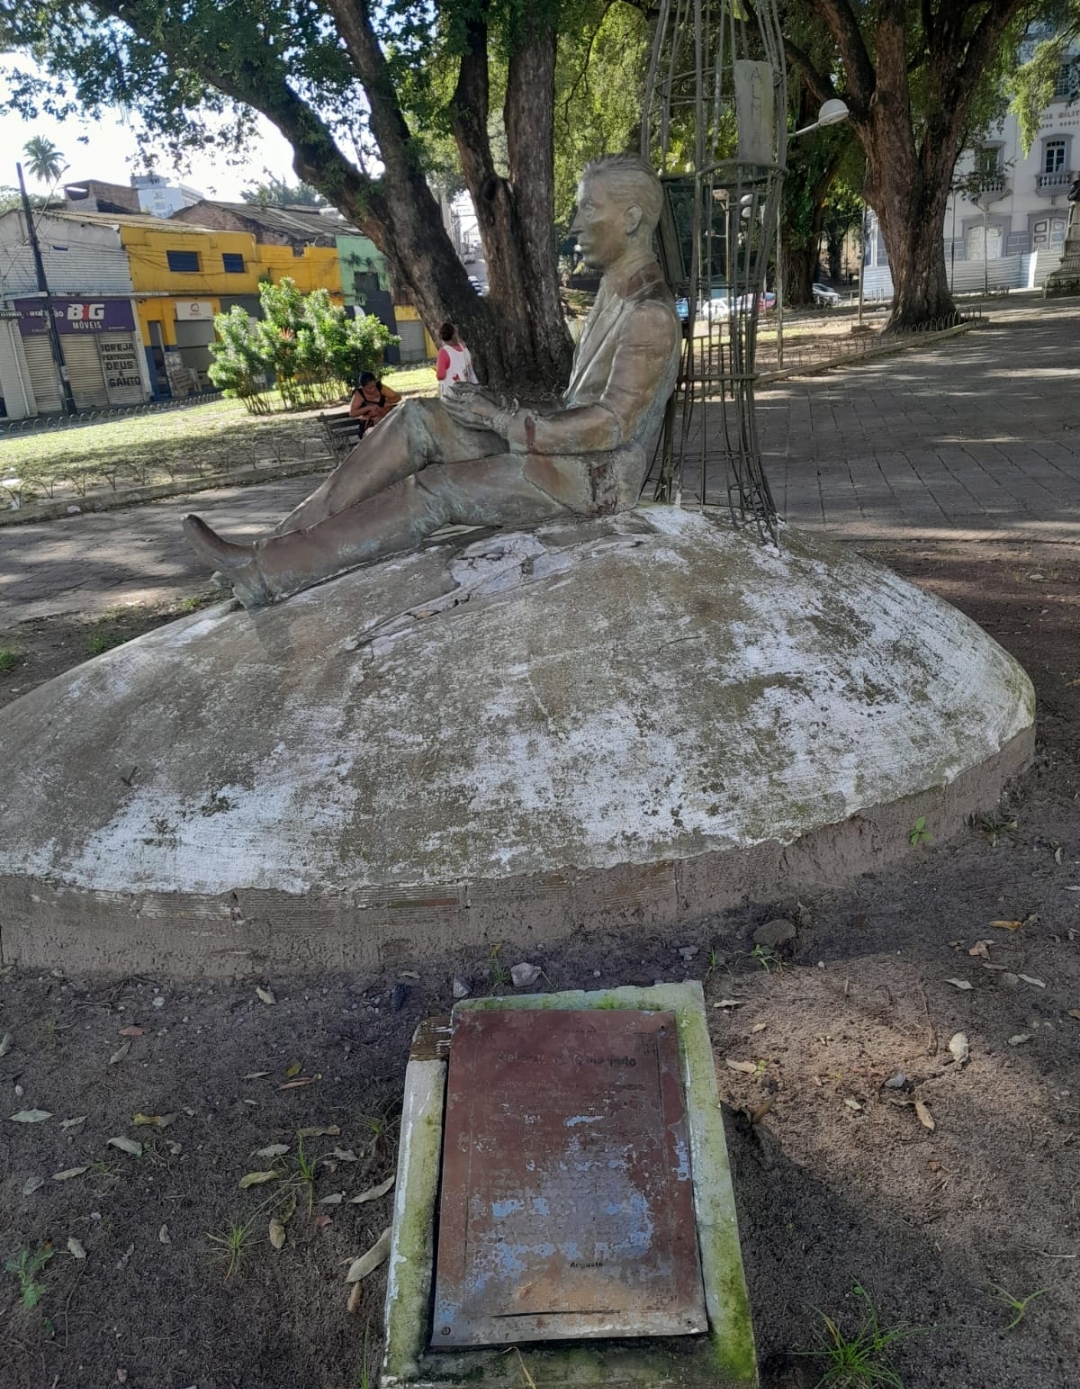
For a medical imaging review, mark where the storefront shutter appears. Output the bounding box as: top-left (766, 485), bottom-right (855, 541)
top-left (21, 335), bottom-right (63, 414)
top-left (61, 336), bottom-right (109, 409)
top-left (98, 334), bottom-right (145, 406)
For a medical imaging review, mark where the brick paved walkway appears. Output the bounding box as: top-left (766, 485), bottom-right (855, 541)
top-left (761, 296), bottom-right (1080, 541)
top-left (2, 296), bottom-right (1078, 629)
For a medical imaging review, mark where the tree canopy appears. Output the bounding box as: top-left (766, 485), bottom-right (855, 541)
top-left (22, 134), bottom-right (66, 183)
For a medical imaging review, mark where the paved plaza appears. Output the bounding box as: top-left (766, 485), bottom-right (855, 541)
top-left (1, 296), bottom-right (1077, 629)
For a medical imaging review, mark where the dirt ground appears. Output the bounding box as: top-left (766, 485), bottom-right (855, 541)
top-left (2, 537), bottom-right (1079, 1389)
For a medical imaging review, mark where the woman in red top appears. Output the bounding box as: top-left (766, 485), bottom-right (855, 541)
top-left (434, 321), bottom-right (477, 397)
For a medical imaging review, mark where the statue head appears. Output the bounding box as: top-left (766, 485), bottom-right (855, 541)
top-left (573, 155), bottom-right (663, 269)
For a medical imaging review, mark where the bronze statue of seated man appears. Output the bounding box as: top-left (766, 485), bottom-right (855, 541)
top-left (183, 154), bottom-right (682, 610)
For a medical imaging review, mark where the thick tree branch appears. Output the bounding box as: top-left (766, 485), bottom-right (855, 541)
top-left (805, 0), bottom-right (876, 110)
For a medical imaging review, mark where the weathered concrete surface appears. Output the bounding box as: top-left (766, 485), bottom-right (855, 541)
top-left (0, 507), bottom-right (1034, 974)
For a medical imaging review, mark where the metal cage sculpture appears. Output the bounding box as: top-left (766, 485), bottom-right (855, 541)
top-left (640, 0), bottom-right (787, 541)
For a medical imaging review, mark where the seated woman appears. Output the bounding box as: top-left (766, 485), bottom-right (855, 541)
top-left (349, 371), bottom-right (402, 439)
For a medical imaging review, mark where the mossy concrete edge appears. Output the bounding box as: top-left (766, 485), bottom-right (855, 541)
top-left (381, 982), bottom-right (756, 1387)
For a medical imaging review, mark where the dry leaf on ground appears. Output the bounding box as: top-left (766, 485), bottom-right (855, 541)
top-left (844, 1098), bottom-right (863, 1111)
top-left (118, 1026), bottom-right (144, 1037)
top-left (945, 979), bottom-right (974, 991)
top-left (10, 1110), bottom-right (52, 1123)
top-left (255, 987), bottom-right (276, 1005)
top-left (159, 1225), bottom-right (171, 1245)
top-left (915, 1099), bottom-right (936, 1131)
top-left (269, 1219), bottom-right (286, 1250)
top-left (948, 1033), bottom-right (970, 1064)
top-left (279, 1076), bottom-right (320, 1090)
top-left (1019, 975), bottom-right (1046, 988)
top-left (726, 1059), bottom-right (759, 1075)
top-left (107, 1137), bottom-right (143, 1157)
top-left (352, 1175), bottom-right (395, 1205)
top-left (331, 1148), bottom-right (359, 1162)
top-left (991, 919), bottom-right (1023, 932)
top-left (109, 1041), bottom-right (131, 1065)
top-left (297, 1124), bottom-right (340, 1138)
top-left (319, 1192), bottom-right (345, 1205)
top-left (345, 1227), bottom-right (392, 1283)
top-left (284, 1061), bottom-right (302, 1079)
top-left (1069, 1010), bottom-right (1080, 1021)
top-left (133, 1113), bottom-right (177, 1128)
top-left (67, 1237), bottom-right (87, 1260)
top-left (53, 1167), bottom-right (89, 1182)
top-left (23, 1176), bottom-right (45, 1195)
top-left (0, 1033), bottom-right (12, 1058)
top-left (239, 1170), bottom-right (279, 1188)
top-left (60, 1115), bottom-right (87, 1129)
top-left (713, 999), bottom-right (746, 1009)
top-left (243, 1071), bottom-right (270, 1080)
top-left (968, 941), bottom-right (991, 958)
top-left (254, 1143), bottom-right (290, 1159)
top-left (1009, 1034), bottom-right (1032, 1046)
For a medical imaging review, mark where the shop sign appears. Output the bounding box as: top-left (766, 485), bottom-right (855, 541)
top-left (175, 300), bottom-right (215, 321)
top-left (15, 298), bottom-right (136, 336)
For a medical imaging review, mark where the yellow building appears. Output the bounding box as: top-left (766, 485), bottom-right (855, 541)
top-left (115, 214), bottom-right (343, 395)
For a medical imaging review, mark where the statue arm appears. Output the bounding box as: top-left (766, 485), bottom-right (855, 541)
top-left (503, 302), bottom-right (678, 454)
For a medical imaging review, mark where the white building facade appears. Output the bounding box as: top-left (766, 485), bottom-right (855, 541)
top-left (863, 60), bottom-right (1078, 297)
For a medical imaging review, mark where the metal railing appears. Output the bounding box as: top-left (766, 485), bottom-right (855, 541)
top-left (0, 390), bottom-right (225, 439)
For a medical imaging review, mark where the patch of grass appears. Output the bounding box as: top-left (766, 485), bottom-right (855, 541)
top-left (750, 943), bottom-right (783, 974)
top-left (4, 1244), bottom-right (54, 1309)
top-left (357, 1104), bottom-right (399, 1159)
top-left (86, 629), bottom-right (128, 657)
top-left (207, 1216), bottom-right (254, 1282)
top-left (292, 1133), bottom-right (320, 1214)
top-left (0, 646), bottom-right (22, 673)
top-left (489, 941), bottom-right (511, 993)
top-left (990, 1284), bottom-right (1048, 1331)
top-left (807, 1284), bottom-right (911, 1388)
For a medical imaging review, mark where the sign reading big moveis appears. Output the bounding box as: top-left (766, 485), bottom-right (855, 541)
top-left (14, 298), bottom-right (136, 336)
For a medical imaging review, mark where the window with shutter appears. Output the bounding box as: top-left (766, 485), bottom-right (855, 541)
top-left (166, 250), bottom-right (201, 272)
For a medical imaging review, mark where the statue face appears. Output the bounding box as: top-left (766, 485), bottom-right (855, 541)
top-left (572, 174), bottom-right (640, 269)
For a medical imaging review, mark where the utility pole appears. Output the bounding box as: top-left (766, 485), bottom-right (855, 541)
top-left (16, 161), bottom-right (76, 415)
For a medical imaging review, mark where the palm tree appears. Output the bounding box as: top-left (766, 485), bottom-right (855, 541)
top-left (22, 136), bottom-right (65, 185)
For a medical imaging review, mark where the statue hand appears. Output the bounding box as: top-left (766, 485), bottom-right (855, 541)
top-left (442, 384), bottom-right (501, 431)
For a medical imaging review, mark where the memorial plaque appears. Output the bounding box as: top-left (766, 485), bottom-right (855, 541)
top-left (432, 1008), bottom-right (707, 1347)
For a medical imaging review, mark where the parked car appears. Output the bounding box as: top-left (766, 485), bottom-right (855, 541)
top-left (467, 275), bottom-right (483, 294)
top-left (812, 282), bottom-right (842, 306)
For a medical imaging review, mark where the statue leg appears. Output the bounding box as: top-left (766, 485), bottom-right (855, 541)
top-left (273, 397), bottom-right (504, 535)
top-left (233, 456), bottom-right (570, 608)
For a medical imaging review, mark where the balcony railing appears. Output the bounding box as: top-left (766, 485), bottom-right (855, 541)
top-left (975, 172), bottom-right (1007, 195)
top-left (1036, 168), bottom-right (1075, 195)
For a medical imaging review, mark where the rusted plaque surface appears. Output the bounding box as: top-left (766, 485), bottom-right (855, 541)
top-left (431, 1008), bottom-right (707, 1347)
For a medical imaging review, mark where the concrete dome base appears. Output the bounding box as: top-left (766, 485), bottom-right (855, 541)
top-left (0, 508), bottom-right (1033, 976)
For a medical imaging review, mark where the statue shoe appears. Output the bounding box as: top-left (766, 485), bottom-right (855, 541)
top-left (182, 515), bottom-right (270, 611)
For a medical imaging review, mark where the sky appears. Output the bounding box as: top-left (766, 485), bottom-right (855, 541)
top-left (1, 59), bottom-right (299, 202)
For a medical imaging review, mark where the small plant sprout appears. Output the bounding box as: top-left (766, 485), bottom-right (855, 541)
top-left (909, 816), bottom-right (931, 847)
top-left (990, 1283), bottom-right (1048, 1331)
top-left (4, 1244), bottom-right (54, 1309)
top-left (292, 1133), bottom-right (320, 1213)
top-left (489, 941), bottom-right (511, 992)
top-left (0, 647), bottom-right (22, 673)
top-left (750, 943), bottom-right (783, 974)
top-left (808, 1284), bottom-right (912, 1389)
top-left (206, 1217), bottom-right (254, 1281)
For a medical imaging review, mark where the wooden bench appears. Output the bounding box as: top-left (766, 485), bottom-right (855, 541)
top-left (318, 409), bottom-right (359, 459)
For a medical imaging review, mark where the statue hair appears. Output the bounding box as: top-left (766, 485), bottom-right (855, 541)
top-left (582, 154), bottom-right (663, 236)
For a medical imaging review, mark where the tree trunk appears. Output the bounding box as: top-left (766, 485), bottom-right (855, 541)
top-left (792, 0), bottom-right (1030, 332)
top-left (783, 239), bottom-right (818, 306)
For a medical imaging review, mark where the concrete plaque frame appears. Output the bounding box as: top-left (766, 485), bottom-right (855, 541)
top-left (381, 981), bottom-right (757, 1388)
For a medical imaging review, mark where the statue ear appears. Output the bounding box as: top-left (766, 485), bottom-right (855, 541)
top-left (623, 202), bottom-right (643, 236)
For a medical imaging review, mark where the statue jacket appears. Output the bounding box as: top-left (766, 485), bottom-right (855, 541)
top-left (502, 253), bottom-right (682, 512)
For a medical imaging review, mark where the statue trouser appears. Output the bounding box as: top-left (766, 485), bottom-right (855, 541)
top-left (235, 398), bottom-right (629, 607)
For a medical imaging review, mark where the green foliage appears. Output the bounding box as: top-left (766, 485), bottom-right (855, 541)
top-left (241, 171), bottom-right (326, 207)
top-left (208, 278), bottom-right (398, 413)
top-left (1007, 12), bottom-right (1080, 152)
top-left (4, 1244), bottom-right (54, 1308)
top-left (21, 134), bottom-right (64, 183)
top-left (990, 1283), bottom-right (1049, 1330)
top-left (909, 816), bottom-right (931, 847)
